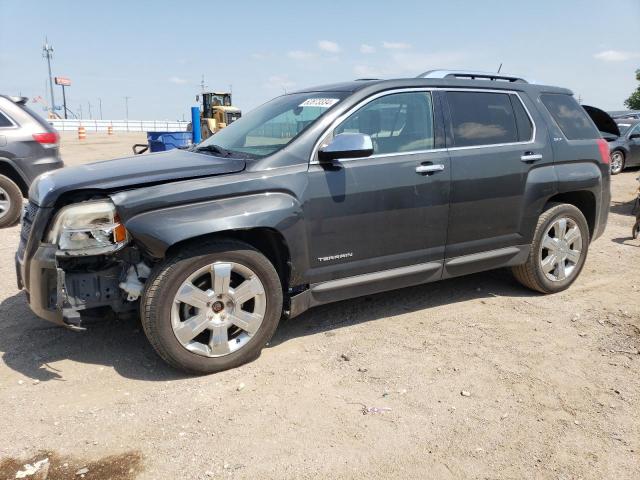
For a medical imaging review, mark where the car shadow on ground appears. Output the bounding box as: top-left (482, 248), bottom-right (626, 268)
top-left (0, 268), bottom-right (537, 382)
top-left (270, 268), bottom-right (536, 346)
top-left (610, 198), bottom-right (637, 216)
top-left (0, 291), bottom-right (188, 383)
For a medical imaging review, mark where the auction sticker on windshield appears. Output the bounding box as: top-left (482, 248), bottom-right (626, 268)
top-left (299, 98), bottom-right (340, 108)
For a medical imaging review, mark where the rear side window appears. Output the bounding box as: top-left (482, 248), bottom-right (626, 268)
top-left (0, 111), bottom-right (13, 127)
top-left (447, 91), bottom-right (519, 147)
top-left (540, 94), bottom-right (599, 140)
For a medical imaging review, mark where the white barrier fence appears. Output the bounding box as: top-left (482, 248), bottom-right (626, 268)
top-left (49, 119), bottom-right (190, 133)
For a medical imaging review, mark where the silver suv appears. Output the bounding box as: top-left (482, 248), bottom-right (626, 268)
top-left (0, 95), bottom-right (63, 227)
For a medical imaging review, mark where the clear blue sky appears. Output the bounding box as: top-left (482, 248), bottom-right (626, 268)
top-left (1, 0), bottom-right (638, 121)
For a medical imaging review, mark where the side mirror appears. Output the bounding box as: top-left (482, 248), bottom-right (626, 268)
top-left (318, 133), bottom-right (374, 162)
top-left (630, 133), bottom-right (640, 140)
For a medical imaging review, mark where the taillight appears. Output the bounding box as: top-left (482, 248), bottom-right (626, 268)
top-left (32, 132), bottom-right (59, 145)
top-left (596, 138), bottom-right (610, 165)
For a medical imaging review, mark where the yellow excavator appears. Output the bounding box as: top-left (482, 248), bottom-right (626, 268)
top-left (197, 91), bottom-right (241, 139)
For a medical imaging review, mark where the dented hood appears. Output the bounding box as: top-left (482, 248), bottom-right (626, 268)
top-left (29, 149), bottom-right (246, 207)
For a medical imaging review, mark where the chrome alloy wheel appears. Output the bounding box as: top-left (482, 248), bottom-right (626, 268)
top-left (610, 151), bottom-right (624, 174)
top-left (539, 217), bottom-right (583, 282)
top-left (171, 261), bottom-right (266, 357)
top-left (0, 186), bottom-right (10, 219)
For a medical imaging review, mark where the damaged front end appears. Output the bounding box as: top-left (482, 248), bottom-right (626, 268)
top-left (16, 198), bottom-right (152, 331)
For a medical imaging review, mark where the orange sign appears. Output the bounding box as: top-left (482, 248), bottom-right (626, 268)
top-left (54, 77), bottom-right (71, 86)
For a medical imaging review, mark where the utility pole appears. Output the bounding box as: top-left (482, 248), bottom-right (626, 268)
top-left (42, 38), bottom-right (55, 115)
top-left (88, 101), bottom-right (92, 120)
top-left (78, 104), bottom-right (83, 120)
top-left (124, 96), bottom-right (131, 120)
top-left (98, 98), bottom-right (103, 120)
top-left (200, 75), bottom-right (207, 93)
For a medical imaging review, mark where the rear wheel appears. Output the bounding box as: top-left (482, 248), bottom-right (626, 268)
top-left (610, 151), bottom-right (625, 175)
top-left (0, 175), bottom-right (23, 228)
top-left (512, 203), bottom-right (589, 294)
top-left (141, 240), bottom-right (283, 374)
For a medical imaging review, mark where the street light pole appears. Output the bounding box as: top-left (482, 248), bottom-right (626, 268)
top-left (42, 38), bottom-right (55, 116)
top-left (98, 98), bottom-right (103, 120)
top-left (124, 96), bottom-right (131, 120)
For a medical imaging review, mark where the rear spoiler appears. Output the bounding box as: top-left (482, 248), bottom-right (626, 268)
top-left (8, 96), bottom-right (28, 106)
top-left (582, 105), bottom-right (620, 137)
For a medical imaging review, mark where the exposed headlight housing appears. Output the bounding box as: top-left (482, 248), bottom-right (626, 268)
top-left (46, 200), bottom-right (129, 255)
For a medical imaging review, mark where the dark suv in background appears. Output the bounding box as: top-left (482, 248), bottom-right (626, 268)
top-left (0, 95), bottom-right (63, 227)
top-left (16, 70), bottom-right (611, 374)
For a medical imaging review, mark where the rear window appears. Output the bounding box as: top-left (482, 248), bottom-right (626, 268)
top-left (447, 91), bottom-right (520, 147)
top-left (540, 94), bottom-right (599, 140)
top-left (0, 111), bottom-right (13, 127)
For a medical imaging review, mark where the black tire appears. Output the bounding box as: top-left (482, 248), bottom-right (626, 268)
top-left (512, 203), bottom-right (590, 294)
top-left (610, 150), bottom-right (625, 175)
top-left (141, 240), bottom-right (283, 375)
top-left (0, 174), bottom-right (23, 228)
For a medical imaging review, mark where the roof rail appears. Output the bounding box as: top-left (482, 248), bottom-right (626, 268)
top-left (418, 70), bottom-right (528, 83)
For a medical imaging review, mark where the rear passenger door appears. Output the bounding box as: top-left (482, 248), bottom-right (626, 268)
top-left (442, 89), bottom-right (553, 276)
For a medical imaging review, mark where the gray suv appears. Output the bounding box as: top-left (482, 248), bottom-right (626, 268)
top-left (16, 71), bottom-right (611, 374)
top-left (0, 95), bottom-right (63, 227)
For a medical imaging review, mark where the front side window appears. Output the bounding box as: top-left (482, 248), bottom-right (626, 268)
top-left (334, 92), bottom-right (434, 155)
top-left (198, 92), bottom-right (347, 158)
top-left (447, 91), bottom-right (519, 147)
top-left (540, 93), bottom-right (599, 140)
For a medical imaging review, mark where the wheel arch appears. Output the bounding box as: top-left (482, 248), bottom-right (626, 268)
top-left (166, 227), bottom-right (292, 292)
top-left (544, 190), bottom-right (596, 238)
top-left (0, 159), bottom-right (28, 196)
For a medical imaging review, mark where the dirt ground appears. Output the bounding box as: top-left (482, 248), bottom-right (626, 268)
top-left (0, 133), bottom-right (638, 480)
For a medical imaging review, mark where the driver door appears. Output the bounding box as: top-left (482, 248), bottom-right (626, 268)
top-left (302, 90), bottom-right (451, 293)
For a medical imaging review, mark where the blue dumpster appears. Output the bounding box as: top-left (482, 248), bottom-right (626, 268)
top-left (147, 131), bottom-right (192, 152)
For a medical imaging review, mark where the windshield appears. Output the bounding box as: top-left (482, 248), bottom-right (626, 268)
top-left (197, 92), bottom-right (348, 158)
top-left (616, 123), bottom-right (631, 135)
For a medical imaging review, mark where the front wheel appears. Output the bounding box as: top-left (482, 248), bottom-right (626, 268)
top-left (610, 151), bottom-right (625, 175)
top-left (512, 203), bottom-right (590, 294)
top-left (141, 240), bottom-right (283, 374)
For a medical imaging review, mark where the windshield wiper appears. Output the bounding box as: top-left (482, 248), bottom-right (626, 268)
top-left (192, 144), bottom-right (259, 160)
top-left (194, 144), bottom-right (231, 156)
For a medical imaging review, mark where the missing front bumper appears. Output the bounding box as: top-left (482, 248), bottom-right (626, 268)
top-left (18, 244), bottom-right (138, 329)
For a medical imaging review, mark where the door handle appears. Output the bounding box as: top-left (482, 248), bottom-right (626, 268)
top-left (415, 164), bottom-right (445, 174)
top-left (520, 152), bottom-right (543, 162)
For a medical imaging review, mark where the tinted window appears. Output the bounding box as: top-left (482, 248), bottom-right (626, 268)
top-left (511, 95), bottom-right (533, 141)
top-left (335, 92), bottom-right (434, 155)
top-left (540, 94), bottom-right (599, 140)
top-left (447, 92), bottom-right (518, 147)
top-left (0, 111), bottom-right (13, 127)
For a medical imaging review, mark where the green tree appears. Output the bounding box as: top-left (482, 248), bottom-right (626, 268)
top-left (625, 69), bottom-right (640, 110)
